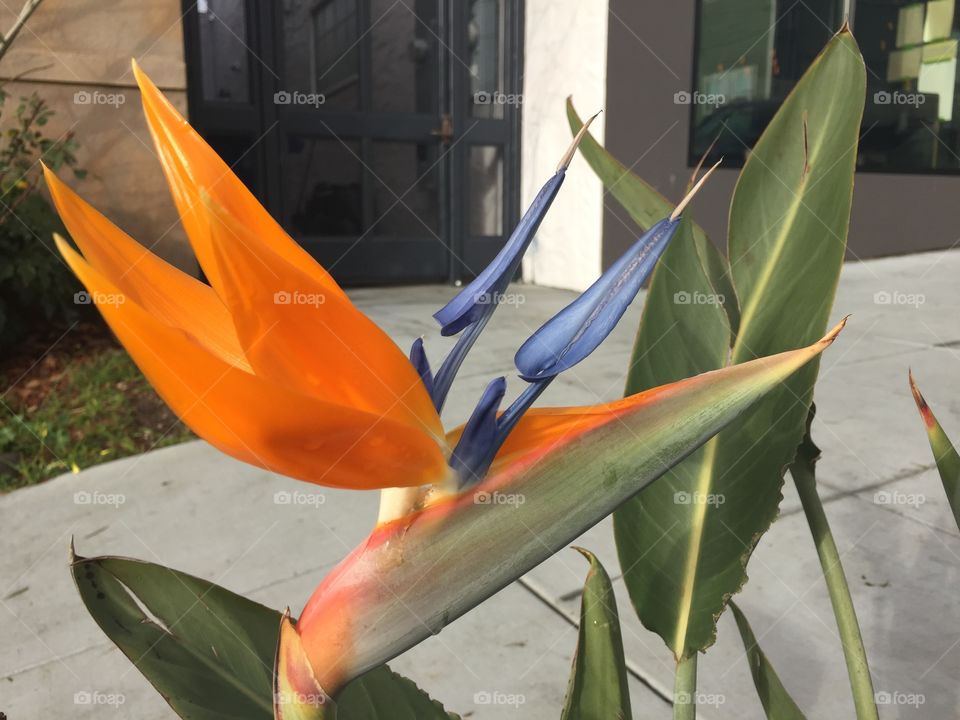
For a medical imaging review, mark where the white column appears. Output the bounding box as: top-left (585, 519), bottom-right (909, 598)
top-left (520, 0), bottom-right (609, 291)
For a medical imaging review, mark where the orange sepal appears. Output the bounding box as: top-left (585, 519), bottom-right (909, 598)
top-left (201, 192), bottom-right (443, 439)
top-left (43, 165), bottom-right (251, 371)
top-left (55, 235), bottom-right (448, 490)
top-left (131, 60), bottom-right (346, 303)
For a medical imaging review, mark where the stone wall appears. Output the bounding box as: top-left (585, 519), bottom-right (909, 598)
top-left (0, 0), bottom-right (193, 272)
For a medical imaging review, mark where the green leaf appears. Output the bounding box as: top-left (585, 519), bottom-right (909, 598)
top-left (70, 551), bottom-right (457, 719)
top-left (338, 666), bottom-right (459, 719)
top-left (612, 26), bottom-right (865, 660)
top-left (560, 549), bottom-right (631, 720)
top-left (909, 371), bottom-right (960, 531)
top-left (729, 602), bottom-right (807, 719)
top-left (567, 99), bottom-right (739, 335)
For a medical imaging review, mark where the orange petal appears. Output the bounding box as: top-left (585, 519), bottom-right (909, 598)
top-left (44, 165), bottom-right (251, 372)
top-left (131, 60), bottom-right (346, 303)
top-left (202, 192), bottom-right (443, 440)
top-left (55, 236), bottom-right (448, 490)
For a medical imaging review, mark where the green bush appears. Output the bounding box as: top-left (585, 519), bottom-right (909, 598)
top-left (0, 88), bottom-right (84, 348)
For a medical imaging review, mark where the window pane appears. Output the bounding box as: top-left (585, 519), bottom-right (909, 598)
top-left (369, 0), bottom-right (440, 113)
top-left (197, 0), bottom-right (250, 103)
top-left (282, 0), bottom-right (361, 110)
top-left (692, 0), bottom-right (960, 173)
top-left (283, 137), bottom-right (363, 236)
top-left (690, 1), bottom-right (841, 164)
top-left (469, 0), bottom-right (507, 119)
top-left (857, 0), bottom-right (960, 172)
top-left (467, 145), bottom-right (503, 236)
top-left (370, 142), bottom-right (440, 235)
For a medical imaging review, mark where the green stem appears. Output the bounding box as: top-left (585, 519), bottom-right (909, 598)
top-left (793, 460), bottom-right (878, 720)
top-left (673, 653), bottom-right (698, 720)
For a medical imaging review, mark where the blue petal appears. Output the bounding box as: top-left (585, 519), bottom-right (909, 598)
top-left (448, 377), bottom-right (507, 483)
top-left (514, 217), bottom-right (680, 381)
top-left (433, 170), bottom-right (566, 336)
top-left (409, 337), bottom-right (435, 400)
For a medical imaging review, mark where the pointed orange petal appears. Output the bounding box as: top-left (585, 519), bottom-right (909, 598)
top-left (202, 192), bottom-right (443, 439)
top-left (131, 60), bottom-right (346, 303)
top-left (44, 166), bottom-right (251, 371)
top-left (55, 236), bottom-right (447, 490)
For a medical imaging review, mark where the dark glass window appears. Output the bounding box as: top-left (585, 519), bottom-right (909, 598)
top-left (197, 0), bottom-right (250, 103)
top-left (691, 1), bottom-right (960, 173)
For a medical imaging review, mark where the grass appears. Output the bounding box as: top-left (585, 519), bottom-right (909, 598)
top-left (1, 324), bottom-right (194, 491)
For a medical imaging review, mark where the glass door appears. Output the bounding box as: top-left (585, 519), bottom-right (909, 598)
top-left (182, 0), bottom-right (522, 285)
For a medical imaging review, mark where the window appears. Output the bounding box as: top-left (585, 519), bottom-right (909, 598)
top-left (690, 0), bottom-right (960, 173)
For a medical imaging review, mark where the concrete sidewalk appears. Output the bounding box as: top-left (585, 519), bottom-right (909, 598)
top-left (3, 250), bottom-right (960, 718)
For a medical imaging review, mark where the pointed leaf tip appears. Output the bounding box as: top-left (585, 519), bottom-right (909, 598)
top-left (558, 109), bottom-right (602, 171)
top-left (670, 159), bottom-right (721, 220)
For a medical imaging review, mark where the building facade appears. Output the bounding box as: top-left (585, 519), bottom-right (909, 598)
top-left (2, 1), bottom-right (957, 291)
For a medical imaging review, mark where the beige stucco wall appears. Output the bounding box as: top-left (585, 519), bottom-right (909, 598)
top-left (0, 0), bottom-right (194, 272)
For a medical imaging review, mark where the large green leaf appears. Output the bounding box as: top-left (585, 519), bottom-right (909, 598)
top-left (70, 551), bottom-right (456, 719)
top-left (567, 99), bottom-right (739, 335)
top-left (560, 549), bottom-right (631, 720)
top-left (909, 371), bottom-right (960, 531)
top-left (611, 26), bottom-right (865, 660)
top-left (729, 602), bottom-right (806, 720)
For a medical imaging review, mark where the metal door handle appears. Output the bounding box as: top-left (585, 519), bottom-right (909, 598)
top-left (430, 112), bottom-right (454, 144)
